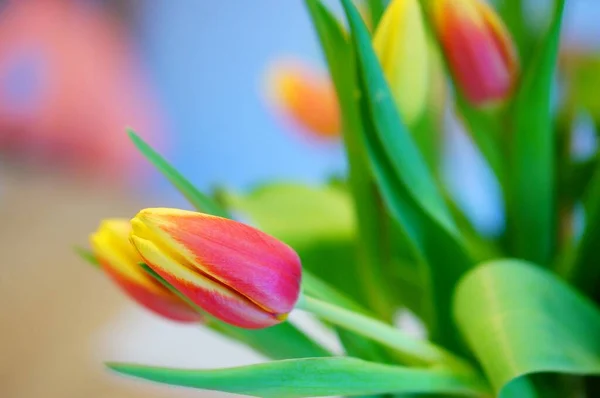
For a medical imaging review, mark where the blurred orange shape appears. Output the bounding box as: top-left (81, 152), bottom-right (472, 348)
top-left (266, 60), bottom-right (341, 140)
top-left (0, 0), bottom-right (164, 179)
top-left (432, 0), bottom-right (519, 106)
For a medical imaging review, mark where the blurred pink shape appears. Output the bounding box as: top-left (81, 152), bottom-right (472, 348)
top-left (0, 0), bottom-right (164, 180)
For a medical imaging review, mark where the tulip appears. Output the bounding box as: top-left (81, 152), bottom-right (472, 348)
top-left (130, 208), bottom-right (302, 329)
top-left (266, 60), bottom-right (340, 139)
top-left (373, 0), bottom-right (429, 125)
top-left (432, 0), bottom-right (518, 105)
top-left (90, 219), bottom-right (201, 323)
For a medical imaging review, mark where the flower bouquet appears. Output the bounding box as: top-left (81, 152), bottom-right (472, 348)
top-left (78, 0), bottom-right (600, 397)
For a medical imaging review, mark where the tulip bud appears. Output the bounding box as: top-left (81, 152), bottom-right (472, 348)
top-left (266, 60), bottom-right (340, 139)
top-left (373, 0), bottom-right (429, 125)
top-left (432, 0), bottom-right (518, 105)
top-left (130, 208), bottom-right (302, 329)
top-left (90, 219), bottom-right (201, 323)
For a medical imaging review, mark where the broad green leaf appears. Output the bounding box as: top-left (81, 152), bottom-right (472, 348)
top-left (454, 259), bottom-right (600, 396)
top-left (107, 357), bottom-right (490, 398)
top-left (140, 265), bottom-right (330, 360)
top-left (127, 129), bottom-right (229, 218)
top-left (564, 159), bottom-right (600, 298)
top-left (74, 246), bottom-right (100, 268)
top-left (340, 0), bottom-right (473, 350)
top-left (508, 0), bottom-right (565, 265)
top-left (225, 183), bottom-right (354, 248)
top-left (305, 0), bottom-right (396, 322)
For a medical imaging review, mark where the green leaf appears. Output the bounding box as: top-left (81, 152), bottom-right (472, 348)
top-left (341, 0), bottom-right (455, 236)
top-left (454, 258), bottom-right (600, 396)
top-left (209, 321), bottom-right (331, 361)
top-left (107, 357), bottom-right (490, 398)
top-left (139, 264), bottom-right (330, 360)
top-left (340, 0), bottom-right (473, 349)
top-left (74, 246), bottom-right (100, 268)
top-left (303, 271), bottom-right (399, 366)
top-left (559, 156), bottom-right (597, 204)
top-left (127, 129), bottom-right (229, 218)
top-left (508, 0), bottom-right (565, 265)
top-left (305, 0), bottom-right (397, 321)
top-left (366, 0), bottom-right (387, 29)
top-left (302, 270), bottom-right (367, 315)
top-left (564, 158), bottom-right (600, 297)
top-left (497, 0), bottom-right (532, 63)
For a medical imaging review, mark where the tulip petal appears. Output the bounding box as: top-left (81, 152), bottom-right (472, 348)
top-left (433, 0), bottom-right (517, 105)
top-left (131, 235), bottom-right (282, 329)
top-left (91, 219), bottom-right (201, 323)
top-left (132, 209), bottom-right (302, 317)
top-left (91, 220), bottom-right (161, 292)
top-left (102, 263), bottom-right (202, 323)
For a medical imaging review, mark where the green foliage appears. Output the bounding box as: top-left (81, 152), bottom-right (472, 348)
top-left (507, 0), bottom-right (565, 265)
top-left (78, 0), bottom-right (600, 397)
top-left (127, 129), bottom-right (229, 218)
top-left (107, 357), bottom-right (490, 398)
top-left (340, 0), bottom-right (473, 350)
top-left (305, 0), bottom-right (398, 322)
top-left (454, 259), bottom-right (600, 396)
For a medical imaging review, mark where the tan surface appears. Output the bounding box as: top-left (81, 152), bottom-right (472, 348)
top-left (0, 168), bottom-right (231, 397)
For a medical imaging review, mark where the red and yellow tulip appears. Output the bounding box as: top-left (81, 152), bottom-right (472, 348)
top-left (90, 219), bottom-right (200, 323)
top-left (130, 208), bottom-right (302, 329)
top-left (266, 60), bottom-right (341, 139)
top-left (432, 0), bottom-right (518, 106)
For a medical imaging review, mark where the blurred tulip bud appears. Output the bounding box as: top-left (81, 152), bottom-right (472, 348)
top-left (432, 0), bottom-right (518, 106)
top-left (130, 208), bottom-right (302, 329)
top-left (266, 60), bottom-right (340, 139)
top-left (91, 219), bottom-right (201, 323)
top-left (374, 0), bottom-right (429, 125)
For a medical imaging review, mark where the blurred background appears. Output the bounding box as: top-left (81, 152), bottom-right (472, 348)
top-left (0, 0), bottom-right (599, 397)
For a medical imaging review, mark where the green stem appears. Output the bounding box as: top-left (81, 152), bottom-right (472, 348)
top-left (296, 294), bottom-right (475, 373)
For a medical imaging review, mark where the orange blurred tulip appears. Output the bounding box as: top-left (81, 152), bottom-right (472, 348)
top-left (266, 60), bottom-right (340, 140)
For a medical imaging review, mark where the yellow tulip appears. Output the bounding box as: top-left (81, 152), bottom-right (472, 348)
top-left (373, 0), bottom-right (429, 125)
